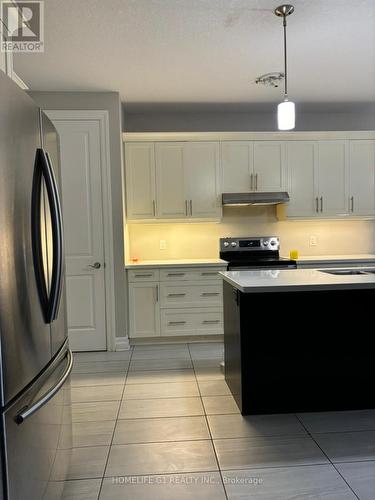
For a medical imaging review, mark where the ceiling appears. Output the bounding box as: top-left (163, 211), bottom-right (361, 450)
top-left (14, 0), bottom-right (375, 104)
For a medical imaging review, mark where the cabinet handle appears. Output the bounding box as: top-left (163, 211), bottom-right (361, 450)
top-left (190, 200), bottom-right (193, 216)
top-left (202, 319), bottom-right (220, 324)
top-left (250, 173), bottom-right (253, 190)
top-left (167, 293), bottom-right (186, 297)
top-left (155, 285), bottom-right (159, 302)
top-left (185, 200), bottom-right (188, 216)
top-left (167, 272), bottom-right (185, 277)
top-left (168, 321), bottom-right (186, 326)
top-left (315, 197), bottom-right (319, 213)
top-left (201, 272), bottom-right (217, 276)
top-left (255, 173), bottom-right (258, 191)
top-left (350, 196), bottom-right (354, 212)
top-left (201, 292), bottom-right (220, 296)
top-left (135, 273), bottom-right (153, 278)
top-left (320, 196), bottom-right (323, 212)
top-left (152, 200), bottom-right (156, 216)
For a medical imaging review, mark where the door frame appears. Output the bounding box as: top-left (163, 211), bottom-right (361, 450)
top-left (45, 110), bottom-right (116, 351)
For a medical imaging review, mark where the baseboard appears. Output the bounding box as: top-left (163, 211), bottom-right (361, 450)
top-left (129, 334), bottom-right (224, 346)
top-left (115, 335), bottom-right (131, 351)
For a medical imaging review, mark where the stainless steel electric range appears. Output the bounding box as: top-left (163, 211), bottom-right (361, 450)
top-left (219, 236), bottom-right (297, 270)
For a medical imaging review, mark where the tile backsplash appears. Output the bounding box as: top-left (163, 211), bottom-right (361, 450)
top-left (127, 207), bottom-right (375, 261)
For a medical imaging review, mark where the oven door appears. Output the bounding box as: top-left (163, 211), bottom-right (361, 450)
top-left (2, 345), bottom-right (72, 500)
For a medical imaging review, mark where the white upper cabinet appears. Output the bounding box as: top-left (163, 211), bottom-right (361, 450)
top-left (349, 140), bottom-right (375, 216)
top-left (221, 142), bottom-right (253, 192)
top-left (184, 142), bottom-right (221, 218)
top-left (316, 141), bottom-right (348, 216)
top-left (155, 143), bottom-right (186, 218)
top-left (221, 141), bottom-right (286, 193)
top-left (286, 141), bottom-right (318, 217)
top-left (125, 142), bottom-right (156, 219)
top-left (253, 141), bottom-right (286, 192)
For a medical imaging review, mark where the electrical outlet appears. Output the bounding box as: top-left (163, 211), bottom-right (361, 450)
top-left (159, 239), bottom-right (167, 250)
top-left (309, 235), bottom-right (318, 246)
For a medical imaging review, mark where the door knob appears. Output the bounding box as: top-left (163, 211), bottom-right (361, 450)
top-left (89, 262), bottom-right (101, 269)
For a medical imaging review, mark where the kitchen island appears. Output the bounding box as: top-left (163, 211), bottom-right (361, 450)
top-left (221, 268), bottom-right (375, 415)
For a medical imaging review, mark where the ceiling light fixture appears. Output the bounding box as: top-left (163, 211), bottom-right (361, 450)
top-left (274, 4), bottom-right (295, 130)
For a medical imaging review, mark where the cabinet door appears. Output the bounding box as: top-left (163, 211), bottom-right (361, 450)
top-left (155, 143), bottom-right (187, 218)
top-left (125, 143), bottom-right (156, 219)
top-left (184, 142), bottom-right (222, 218)
top-left (317, 141), bottom-right (349, 215)
top-left (253, 141), bottom-right (286, 192)
top-left (286, 141), bottom-right (318, 217)
top-left (128, 282), bottom-right (160, 338)
top-left (221, 141), bottom-right (254, 192)
top-left (349, 140), bottom-right (375, 215)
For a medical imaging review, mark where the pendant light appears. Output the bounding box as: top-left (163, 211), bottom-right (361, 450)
top-left (275, 4), bottom-right (295, 130)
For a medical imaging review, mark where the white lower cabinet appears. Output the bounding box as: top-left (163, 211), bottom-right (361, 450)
top-left (127, 265), bottom-right (226, 339)
top-left (128, 282), bottom-right (160, 338)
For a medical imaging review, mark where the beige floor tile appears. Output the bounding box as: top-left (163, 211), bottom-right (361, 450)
top-left (132, 345), bottom-right (190, 361)
top-left (214, 436), bottom-right (328, 471)
top-left (100, 472), bottom-right (226, 500)
top-left (118, 397), bottom-right (205, 419)
top-left (189, 343), bottom-right (224, 360)
top-left (44, 478), bottom-right (101, 500)
top-left (71, 385), bottom-right (124, 403)
top-left (126, 369), bottom-right (195, 385)
top-left (72, 360), bottom-right (129, 374)
top-left (59, 420), bottom-right (116, 448)
top-left (202, 395), bottom-right (240, 415)
top-left (71, 401), bottom-right (120, 423)
top-left (194, 366), bottom-right (224, 382)
top-left (123, 381), bottom-right (199, 399)
top-left (113, 416), bottom-right (210, 444)
top-left (51, 446), bottom-right (109, 480)
top-left (71, 372), bottom-right (126, 387)
top-left (105, 440), bottom-right (218, 476)
top-left (73, 350), bottom-right (132, 362)
top-left (198, 380), bottom-right (231, 396)
top-left (129, 358), bottom-right (193, 371)
top-left (207, 414), bottom-right (308, 440)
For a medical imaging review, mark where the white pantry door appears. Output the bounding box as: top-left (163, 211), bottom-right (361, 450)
top-left (51, 119), bottom-right (107, 351)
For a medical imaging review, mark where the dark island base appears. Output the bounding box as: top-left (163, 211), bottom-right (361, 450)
top-left (223, 280), bottom-right (375, 415)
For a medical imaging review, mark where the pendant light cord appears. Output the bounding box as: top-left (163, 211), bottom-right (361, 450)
top-left (283, 15), bottom-right (288, 99)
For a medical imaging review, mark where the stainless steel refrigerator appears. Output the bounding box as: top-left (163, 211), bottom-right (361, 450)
top-left (0, 71), bottom-right (72, 499)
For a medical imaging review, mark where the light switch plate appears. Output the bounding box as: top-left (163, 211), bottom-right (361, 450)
top-left (309, 235), bottom-right (318, 246)
top-left (160, 239), bottom-right (167, 250)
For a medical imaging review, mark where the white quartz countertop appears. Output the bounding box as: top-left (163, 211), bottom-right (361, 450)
top-left (125, 258), bottom-right (228, 269)
top-left (220, 268), bottom-right (375, 293)
top-left (291, 254), bottom-right (375, 264)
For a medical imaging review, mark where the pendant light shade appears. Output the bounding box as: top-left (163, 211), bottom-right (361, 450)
top-left (275, 5), bottom-right (295, 130)
top-left (277, 100), bottom-right (295, 130)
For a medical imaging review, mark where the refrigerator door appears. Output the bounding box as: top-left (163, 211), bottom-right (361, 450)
top-left (40, 112), bottom-right (68, 356)
top-left (0, 72), bottom-right (52, 406)
top-left (2, 342), bottom-right (72, 500)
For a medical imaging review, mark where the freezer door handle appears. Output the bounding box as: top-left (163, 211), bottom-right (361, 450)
top-left (15, 348), bottom-right (73, 425)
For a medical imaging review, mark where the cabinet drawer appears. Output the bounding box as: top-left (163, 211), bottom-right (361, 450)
top-left (160, 267), bottom-right (225, 282)
top-left (128, 269), bottom-right (160, 282)
top-left (160, 282), bottom-right (223, 308)
top-left (161, 308), bottom-right (223, 336)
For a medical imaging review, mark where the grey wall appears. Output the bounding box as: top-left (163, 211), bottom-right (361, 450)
top-left (29, 91), bottom-right (126, 341)
top-left (123, 103), bottom-right (375, 132)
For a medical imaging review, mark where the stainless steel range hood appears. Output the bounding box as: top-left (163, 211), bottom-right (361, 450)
top-left (222, 192), bottom-right (290, 206)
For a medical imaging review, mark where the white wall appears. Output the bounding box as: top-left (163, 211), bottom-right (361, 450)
top-left (29, 91), bottom-right (126, 339)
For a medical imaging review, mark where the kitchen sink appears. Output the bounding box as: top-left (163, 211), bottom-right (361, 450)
top-left (319, 269), bottom-right (368, 275)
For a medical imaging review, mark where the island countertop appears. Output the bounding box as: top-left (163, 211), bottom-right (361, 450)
top-left (220, 268), bottom-right (375, 293)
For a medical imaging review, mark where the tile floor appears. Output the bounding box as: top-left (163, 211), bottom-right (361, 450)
top-left (52, 342), bottom-right (375, 499)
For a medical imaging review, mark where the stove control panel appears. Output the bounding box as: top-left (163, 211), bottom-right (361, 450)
top-left (220, 236), bottom-right (280, 252)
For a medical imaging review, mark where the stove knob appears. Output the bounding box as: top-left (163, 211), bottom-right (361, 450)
top-left (263, 240), bottom-right (269, 246)
top-left (223, 241), bottom-right (229, 247)
top-left (270, 240), bottom-right (276, 246)
top-left (231, 241), bottom-right (237, 247)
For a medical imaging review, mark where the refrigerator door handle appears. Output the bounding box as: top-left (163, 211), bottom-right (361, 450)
top-left (32, 148), bottom-right (63, 323)
top-left (15, 348), bottom-right (73, 424)
top-left (45, 151), bottom-right (64, 321)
